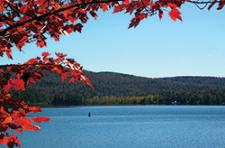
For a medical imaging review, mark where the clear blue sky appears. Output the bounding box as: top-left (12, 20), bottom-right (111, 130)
top-left (1, 4), bottom-right (225, 78)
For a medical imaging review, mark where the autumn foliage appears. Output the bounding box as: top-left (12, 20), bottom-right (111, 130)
top-left (0, 0), bottom-right (224, 147)
top-left (0, 52), bottom-right (92, 147)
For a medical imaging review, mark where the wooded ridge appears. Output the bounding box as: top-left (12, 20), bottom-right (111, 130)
top-left (14, 70), bottom-right (225, 106)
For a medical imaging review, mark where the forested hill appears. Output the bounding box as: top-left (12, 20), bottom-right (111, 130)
top-left (14, 70), bottom-right (225, 106)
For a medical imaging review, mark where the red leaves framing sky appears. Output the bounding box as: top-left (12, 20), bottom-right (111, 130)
top-left (0, 0), bottom-right (224, 59)
top-left (0, 0), bottom-right (224, 147)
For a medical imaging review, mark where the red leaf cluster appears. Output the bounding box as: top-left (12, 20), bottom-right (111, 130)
top-left (0, 0), bottom-right (224, 58)
top-left (0, 134), bottom-right (21, 148)
top-left (0, 52), bottom-right (92, 147)
top-left (167, 3), bottom-right (182, 21)
top-left (0, 0), bottom-right (114, 58)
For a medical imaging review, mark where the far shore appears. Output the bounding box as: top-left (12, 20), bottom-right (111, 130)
top-left (33, 104), bottom-right (225, 108)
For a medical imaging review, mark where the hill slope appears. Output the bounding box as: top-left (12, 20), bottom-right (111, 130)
top-left (15, 71), bottom-right (225, 105)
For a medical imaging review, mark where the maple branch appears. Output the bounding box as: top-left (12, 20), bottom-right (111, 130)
top-left (186, 0), bottom-right (221, 5)
top-left (140, 0), bottom-right (153, 16)
top-left (185, 0), bottom-right (223, 6)
top-left (0, 64), bottom-right (49, 68)
top-left (186, 0), bottom-right (223, 10)
top-left (0, 0), bottom-right (222, 37)
top-left (5, 1), bottom-right (21, 17)
top-left (0, 62), bottom-right (83, 70)
top-left (193, 3), bottom-right (208, 9)
top-left (0, 63), bottom-right (69, 68)
top-left (0, 0), bottom-right (123, 37)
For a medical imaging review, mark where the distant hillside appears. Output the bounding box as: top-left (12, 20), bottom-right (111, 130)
top-left (14, 70), bottom-right (225, 106)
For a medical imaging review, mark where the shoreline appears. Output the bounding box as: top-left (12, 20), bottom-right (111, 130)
top-left (37, 104), bottom-right (225, 108)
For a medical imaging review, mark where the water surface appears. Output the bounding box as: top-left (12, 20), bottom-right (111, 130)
top-left (20, 106), bottom-right (225, 148)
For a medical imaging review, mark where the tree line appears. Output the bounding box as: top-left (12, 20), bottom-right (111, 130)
top-left (14, 71), bottom-right (225, 106)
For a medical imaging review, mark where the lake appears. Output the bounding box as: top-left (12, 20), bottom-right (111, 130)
top-left (20, 106), bottom-right (225, 148)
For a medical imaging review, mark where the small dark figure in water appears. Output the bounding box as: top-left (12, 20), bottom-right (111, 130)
top-left (88, 112), bottom-right (91, 118)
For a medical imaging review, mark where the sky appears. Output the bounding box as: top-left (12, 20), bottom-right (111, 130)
top-left (1, 4), bottom-right (225, 78)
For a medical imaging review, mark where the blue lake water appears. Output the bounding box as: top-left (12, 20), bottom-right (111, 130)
top-left (19, 106), bottom-right (225, 148)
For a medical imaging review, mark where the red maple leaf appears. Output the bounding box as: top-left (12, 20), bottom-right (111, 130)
top-left (42, 51), bottom-right (50, 57)
top-left (32, 116), bottom-right (51, 124)
top-left (168, 3), bottom-right (182, 21)
top-left (36, 40), bottom-right (46, 48)
top-left (11, 78), bottom-right (26, 91)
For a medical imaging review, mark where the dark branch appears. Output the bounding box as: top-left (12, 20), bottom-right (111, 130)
top-left (0, 0), bottom-right (123, 36)
top-left (187, 0), bottom-right (221, 4)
